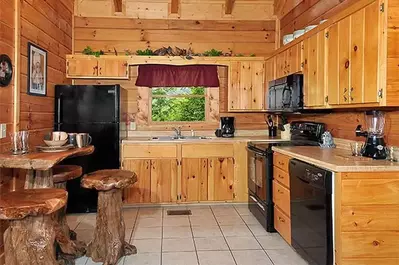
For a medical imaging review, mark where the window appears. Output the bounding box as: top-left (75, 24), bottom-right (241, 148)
top-left (151, 87), bottom-right (206, 122)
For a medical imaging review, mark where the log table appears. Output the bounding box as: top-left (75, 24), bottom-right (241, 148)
top-left (0, 146), bottom-right (94, 264)
top-left (81, 169), bottom-right (138, 265)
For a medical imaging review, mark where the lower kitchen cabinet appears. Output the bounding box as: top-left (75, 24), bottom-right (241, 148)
top-left (122, 159), bottom-right (176, 203)
top-left (181, 157), bottom-right (235, 202)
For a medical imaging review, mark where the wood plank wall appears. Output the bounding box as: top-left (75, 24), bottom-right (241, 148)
top-left (0, 0), bottom-right (15, 262)
top-left (75, 0), bottom-right (274, 21)
top-left (280, 0), bottom-right (358, 37)
top-left (19, 0), bottom-right (73, 147)
top-left (288, 111), bottom-right (399, 147)
top-left (0, 1), bottom-right (74, 263)
top-left (74, 17), bottom-right (276, 57)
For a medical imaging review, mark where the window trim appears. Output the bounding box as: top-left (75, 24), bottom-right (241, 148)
top-left (149, 87), bottom-right (209, 124)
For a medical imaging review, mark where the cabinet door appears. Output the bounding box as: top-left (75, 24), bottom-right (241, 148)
top-left (208, 158), bottom-right (234, 201)
top-left (338, 17), bottom-right (351, 105)
top-left (363, 1), bottom-right (380, 103)
top-left (276, 52), bottom-right (286, 78)
top-left (350, 9), bottom-right (365, 104)
top-left (326, 23), bottom-right (340, 105)
top-left (97, 59), bottom-right (129, 79)
top-left (249, 61), bottom-right (265, 110)
top-left (287, 44), bottom-right (301, 75)
top-left (228, 61), bottom-right (265, 111)
top-left (66, 58), bottom-right (98, 78)
top-left (150, 159), bottom-right (177, 203)
top-left (181, 158), bottom-right (208, 202)
top-left (123, 160), bottom-right (151, 203)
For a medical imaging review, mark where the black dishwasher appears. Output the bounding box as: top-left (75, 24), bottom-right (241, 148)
top-left (289, 159), bottom-right (333, 265)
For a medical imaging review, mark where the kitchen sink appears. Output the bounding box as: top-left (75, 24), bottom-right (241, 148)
top-left (151, 136), bottom-right (211, 141)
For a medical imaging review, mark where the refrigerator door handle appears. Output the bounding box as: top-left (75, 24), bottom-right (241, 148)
top-left (57, 94), bottom-right (62, 123)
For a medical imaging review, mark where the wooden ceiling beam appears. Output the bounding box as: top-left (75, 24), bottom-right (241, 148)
top-left (171, 0), bottom-right (179, 14)
top-left (114, 0), bottom-right (122, 13)
top-left (225, 0), bottom-right (235, 14)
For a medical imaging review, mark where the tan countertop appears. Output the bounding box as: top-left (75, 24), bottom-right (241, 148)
top-left (122, 136), bottom-right (290, 144)
top-left (272, 146), bottom-right (399, 172)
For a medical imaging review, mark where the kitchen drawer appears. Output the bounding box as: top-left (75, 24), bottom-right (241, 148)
top-left (273, 166), bottom-right (290, 188)
top-left (273, 180), bottom-right (290, 216)
top-left (274, 205), bottom-right (291, 244)
top-left (274, 152), bottom-right (290, 172)
top-left (123, 144), bottom-right (177, 158)
top-left (182, 144), bottom-right (234, 158)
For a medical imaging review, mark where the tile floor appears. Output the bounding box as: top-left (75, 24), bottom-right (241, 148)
top-left (67, 204), bottom-right (309, 265)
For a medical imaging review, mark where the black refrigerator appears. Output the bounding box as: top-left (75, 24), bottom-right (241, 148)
top-left (54, 85), bottom-right (127, 213)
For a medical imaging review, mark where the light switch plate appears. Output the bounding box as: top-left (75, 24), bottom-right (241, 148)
top-left (0, 124), bottom-right (6, 139)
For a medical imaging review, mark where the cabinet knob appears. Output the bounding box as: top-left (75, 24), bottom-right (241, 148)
top-left (99, 67), bottom-right (102, 75)
top-left (344, 95), bottom-right (348, 102)
top-left (278, 174), bottom-right (284, 179)
top-left (354, 45), bottom-right (358, 52)
top-left (345, 60), bottom-right (350, 69)
top-left (278, 216), bottom-right (285, 223)
top-left (93, 66), bottom-right (97, 75)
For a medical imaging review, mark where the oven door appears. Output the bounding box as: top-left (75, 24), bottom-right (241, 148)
top-left (247, 146), bottom-right (267, 200)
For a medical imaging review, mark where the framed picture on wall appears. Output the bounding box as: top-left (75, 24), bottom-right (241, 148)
top-left (27, 42), bottom-right (47, 96)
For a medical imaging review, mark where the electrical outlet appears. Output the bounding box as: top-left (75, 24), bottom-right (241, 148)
top-left (129, 122), bottom-right (137, 131)
top-left (0, 124), bottom-right (6, 139)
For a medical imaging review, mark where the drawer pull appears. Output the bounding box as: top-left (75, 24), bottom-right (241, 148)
top-left (277, 174), bottom-right (284, 179)
top-left (278, 216), bottom-right (285, 223)
top-left (278, 189), bottom-right (284, 194)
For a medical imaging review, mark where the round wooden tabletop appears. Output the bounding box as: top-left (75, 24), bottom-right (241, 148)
top-left (81, 169), bottom-right (137, 191)
top-left (53, 165), bottom-right (83, 183)
top-left (0, 189), bottom-right (67, 220)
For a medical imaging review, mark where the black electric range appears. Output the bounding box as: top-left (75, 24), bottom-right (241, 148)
top-left (247, 121), bottom-right (326, 232)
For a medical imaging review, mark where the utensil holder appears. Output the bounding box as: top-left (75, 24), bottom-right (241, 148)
top-left (281, 124), bottom-right (291, 140)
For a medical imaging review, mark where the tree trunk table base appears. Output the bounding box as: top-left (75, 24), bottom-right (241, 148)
top-left (24, 169), bottom-right (87, 264)
top-left (4, 215), bottom-right (58, 265)
top-left (87, 189), bottom-right (137, 264)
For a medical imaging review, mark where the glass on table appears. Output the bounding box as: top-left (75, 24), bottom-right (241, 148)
top-left (350, 142), bottom-right (364, 156)
top-left (10, 131), bottom-right (29, 155)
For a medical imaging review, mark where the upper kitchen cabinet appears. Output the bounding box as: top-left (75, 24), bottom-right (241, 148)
top-left (303, 32), bottom-right (326, 108)
top-left (267, 0), bottom-right (399, 109)
top-left (275, 43), bottom-right (302, 79)
top-left (228, 60), bottom-right (265, 111)
top-left (66, 55), bottom-right (129, 79)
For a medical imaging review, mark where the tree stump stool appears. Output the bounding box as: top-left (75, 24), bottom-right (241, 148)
top-left (81, 169), bottom-right (138, 265)
top-left (0, 189), bottom-right (67, 265)
top-left (53, 165), bottom-right (85, 264)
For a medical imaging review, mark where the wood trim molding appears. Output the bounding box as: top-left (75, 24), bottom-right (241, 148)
top-left (225, 0), bottom-right (235, 14)
top-left (13, 0), bottom-right (21, 132)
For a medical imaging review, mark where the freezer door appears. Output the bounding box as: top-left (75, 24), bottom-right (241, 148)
top-left (55, 85), bottom-right (120, 123)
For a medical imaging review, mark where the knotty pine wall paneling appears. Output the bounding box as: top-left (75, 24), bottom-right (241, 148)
top-left (279, 0), bottom-right (358, 38)
top-left (74, 17), bottom-right (276, 57)
top-left (75, 0), bottom-right (274, 20)
top-left (20, 0), bottom-right (74, 147)
top-left (0, 0), bottom-right (15, 262)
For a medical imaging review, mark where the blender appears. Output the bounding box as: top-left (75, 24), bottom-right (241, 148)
top-left (355, 110), bottom-right (387, 159)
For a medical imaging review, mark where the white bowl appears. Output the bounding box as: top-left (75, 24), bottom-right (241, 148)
top-left (293, 29), bottom-right (305, 39)
top-left (283, 34), bottom-right (294, 45)
top-left (44, 139), bottom-right (68, 147)
top-left (305, 25), bottom-right (317, 33)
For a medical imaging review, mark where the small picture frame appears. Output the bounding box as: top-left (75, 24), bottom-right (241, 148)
top-left (27, 42), bottom-right (47, 96)
top-left (0, 54), bottom-right (13, 87)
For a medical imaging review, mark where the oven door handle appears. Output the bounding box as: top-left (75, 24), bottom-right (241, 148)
top-left (246, 146), bottom-right (266, 157)
top-left (296, 175), bottom-right (310, 184)
top-left (249, 195), bottom-right (265, 211)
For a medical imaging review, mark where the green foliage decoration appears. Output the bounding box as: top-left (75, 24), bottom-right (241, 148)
top-left (82, 46), bottom-right (104, 57)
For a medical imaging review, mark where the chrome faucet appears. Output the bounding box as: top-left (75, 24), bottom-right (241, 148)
top-left (172, 127), bottom-right (182, 138)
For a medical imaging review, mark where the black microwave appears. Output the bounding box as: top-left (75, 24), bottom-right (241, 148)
top-left (267, 74), bottom-right (303, 112)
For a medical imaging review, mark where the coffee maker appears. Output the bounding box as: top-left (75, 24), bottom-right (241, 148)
top-left (355, 110), bottom-right (387, 160)
top-left (221, 117), bottom-right (235, 138)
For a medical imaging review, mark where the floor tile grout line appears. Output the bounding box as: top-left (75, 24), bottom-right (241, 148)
top-left (210, 206), bottom-right (238, 265)
top-left (234, 205), bottom-right (276, 265)
top-left (188, 206), bottom-right (205, 265)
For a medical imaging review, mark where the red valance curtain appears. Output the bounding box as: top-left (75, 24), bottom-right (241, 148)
top-left (135, 64), bottom-right (220, 87)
